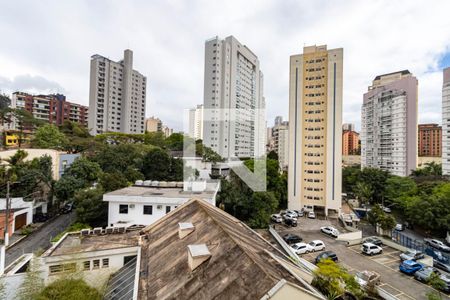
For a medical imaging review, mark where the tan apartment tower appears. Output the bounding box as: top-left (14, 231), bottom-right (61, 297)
top-left (88, 49), bottom-right (147, 135)
top-left (288, 45), bottom-right (343, 215)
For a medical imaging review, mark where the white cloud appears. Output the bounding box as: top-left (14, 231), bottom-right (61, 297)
top-left (0, 0), bottom-right (449, 131)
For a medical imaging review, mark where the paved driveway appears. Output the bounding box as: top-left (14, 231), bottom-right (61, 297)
top-left (276, 217), bottom-right (447, 300)
top-left (5, 212), bottom-right (75, 266)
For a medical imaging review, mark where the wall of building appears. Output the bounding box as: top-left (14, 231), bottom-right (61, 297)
top-left (0, 149), bottom-right (78, 180)
top-left (288, 45), bottom-right (343, 214)
top-left (43, 246), bottom-right (140, 289)
top-left (442, 68), bottom-right (450, 175)
top-left (88, 50), bottom-right (146, 135)
top-left (361, 72), bottom-right (418, 176)
top-left (418, 124), bottom-right (441, 157)
top-left (203, 36), bottom-right (265, 160)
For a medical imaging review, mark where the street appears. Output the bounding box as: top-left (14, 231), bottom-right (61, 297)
top-left (5, 212), bottom-right (75, 267)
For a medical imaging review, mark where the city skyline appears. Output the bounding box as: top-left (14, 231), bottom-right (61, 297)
top-left (0, 1), bottom-right (450, 132)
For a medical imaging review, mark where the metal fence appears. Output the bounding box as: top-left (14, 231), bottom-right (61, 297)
top-left (391, 230), bottom-right (450, 263)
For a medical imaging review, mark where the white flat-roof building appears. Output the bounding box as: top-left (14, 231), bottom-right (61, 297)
top-left (103, 181), bottom-right (220, 227)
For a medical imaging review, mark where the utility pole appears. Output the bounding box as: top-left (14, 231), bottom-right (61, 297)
top-left (4, 180), bottom-right (10, 247)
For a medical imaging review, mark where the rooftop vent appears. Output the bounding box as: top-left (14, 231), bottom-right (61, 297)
top-left (135, 180), bottom-right (144, 186)
top-left (178, 222), bottom-right (195, 239)
top-left (80, 229), bottom-right (90, 236)
top-left (143, 180), bottom-right (152, 186)
top-left (187, 244), bottom-right (211, 271)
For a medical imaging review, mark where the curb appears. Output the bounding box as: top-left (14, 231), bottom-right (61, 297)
top-left (6, 235), bottom-right (27, 249)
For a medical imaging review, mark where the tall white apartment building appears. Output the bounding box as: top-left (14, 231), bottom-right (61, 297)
top-left (203, 36), bottom-right (265, 160)
top-left (188, 104), bottom-right (204, 140)
top-left (361, 70), bottom-right (418, 176)
top-left (272, 121), bottom-right (289, 170)
top-left (288, 45), bottom-right (343, 215)
top-left (442, 67), bottom-right (450, 175)
top-left (88, 49), bottom-right (147, 135)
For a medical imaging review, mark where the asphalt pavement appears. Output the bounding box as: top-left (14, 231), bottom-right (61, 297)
top-left (5, 211), bottom-right (75, 267)
top-left (275, 217), bottom-right (445, 300)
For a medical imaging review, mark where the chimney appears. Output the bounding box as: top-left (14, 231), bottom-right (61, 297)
top-left (187, 244), bottom-right (211, 271)
top-left (178, 223), bottom-right (195, 239)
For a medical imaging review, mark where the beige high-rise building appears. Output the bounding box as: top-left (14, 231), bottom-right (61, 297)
top-left (288, 45), bottom-right (343, 215)
top-left (145, 117), bottom-right (162, 133)
top-left (88, 49), bottom-right (147, 135)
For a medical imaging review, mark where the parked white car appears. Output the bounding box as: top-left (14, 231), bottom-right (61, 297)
top-left (306, 240), bottom-right (326, 252)
top-left (271, 214), bottom-right (282, 223)
top-left (284, 212), bottom-right (298, 220)
top-left (285, 210), bottom-right (298, 218)
top-left (381, 206), bottom-right (392, 213)
top-left (320, 226), bottom-right (340, 238)
top-left (291, 242), bottom-right (309, 255)
top-left (361, 242), bottom-right (383, 255)
top-left (308, 211), bottom-right (316, 219)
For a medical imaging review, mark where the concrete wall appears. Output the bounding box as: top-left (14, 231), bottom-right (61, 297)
top-left (336, 230), bottom-right (362, 242)
top-left (43, 246), bottom-right (140, 288)
top-left (107, 201), bottom-right (181, 226)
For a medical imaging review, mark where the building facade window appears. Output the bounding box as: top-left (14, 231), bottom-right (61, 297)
top-left (119, 204), bottom-right (128, 214)
top-left (143, 205), bottom-right (153, 215)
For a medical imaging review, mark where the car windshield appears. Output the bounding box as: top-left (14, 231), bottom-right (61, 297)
top-left (309, 242), bottom-right (316, 246)
top-left (405, 251), bottom-right (415, 256)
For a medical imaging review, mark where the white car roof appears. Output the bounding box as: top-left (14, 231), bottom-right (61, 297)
top-left (311, 240), bottom-right (323, 243)
top-left (362, 242), bottom-right (377, 247)
top-left (294, 242), bottom-right (307, 247)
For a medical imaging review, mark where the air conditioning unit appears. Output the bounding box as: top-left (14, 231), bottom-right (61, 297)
top-left (129, 204), bottom-right (135, 209)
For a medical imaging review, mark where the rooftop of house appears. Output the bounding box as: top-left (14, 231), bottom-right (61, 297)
top-left (44, 230), bottom-right (140, 257)
top-left (137, 198), bottom-right (322, 300)
top-left (104, 181), bottom-right (220, 199)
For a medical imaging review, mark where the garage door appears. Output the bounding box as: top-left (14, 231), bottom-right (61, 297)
top-left (15, 213), bottom-right (27, 230)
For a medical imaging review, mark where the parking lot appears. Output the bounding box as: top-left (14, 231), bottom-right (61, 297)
top-left (274, 216), bottom-right (447, 300)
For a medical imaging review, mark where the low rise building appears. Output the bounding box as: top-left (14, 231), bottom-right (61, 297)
top-left (3, 198), bottom-right (325, 300)
top-left (0, 149), bottom-right (80, 180)
top-left (103, 181), bottom-right (220, 227)
top-left (10, 92), bottom-right (88, 128)
top-left (0, 198), bottom-right (33, 240)
top-left (418, 124), bottom-right (441, 157)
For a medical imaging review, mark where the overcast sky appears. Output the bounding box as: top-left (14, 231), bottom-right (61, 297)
top-left (1, 0), bottom-right (450, 131)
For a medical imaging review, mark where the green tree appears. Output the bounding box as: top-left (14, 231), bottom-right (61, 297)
top-left (59, 121), bottom-right (94, 153)
top-left (385, 176), bottom-right (417, 203)
top-left (354, 182), bottom-right (373, 208)
top-left (247, 192), bottom-right (278, 228)
top-left (367, 205), bottom-right (384, 227)
top-left (165, 133), bottom-right (185, 151)
top-left (74, 188), bottom-right (107, 227)
top-left (267, 150), bottom-right (278, 161)
top-left (90, 143), bottom-right (148, 180)
top-left (36, 278), bottom-right (101, 300)
top-left (342, 166), bottom-right (361, 195)
top-left (411, 162), bottom-right (442, 177)
top-left (427, 272), bottom-right (445, 300)
top-left (65, 157), bottom-right (101, 183)
top-left (144, 131), bottom-right (166, 148)
top-left (360, 167), bottom-right (389, 203)
top-left (141, 148), bottom-right (171, 180)
top-left (99, 172), bottom-right (129, 192)
top-left (54, 157), bottom-right (101, 203)
top-left (32, 124), bottom-right (68, 150)
top-left (312, 259), bottom-right (365, 300)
